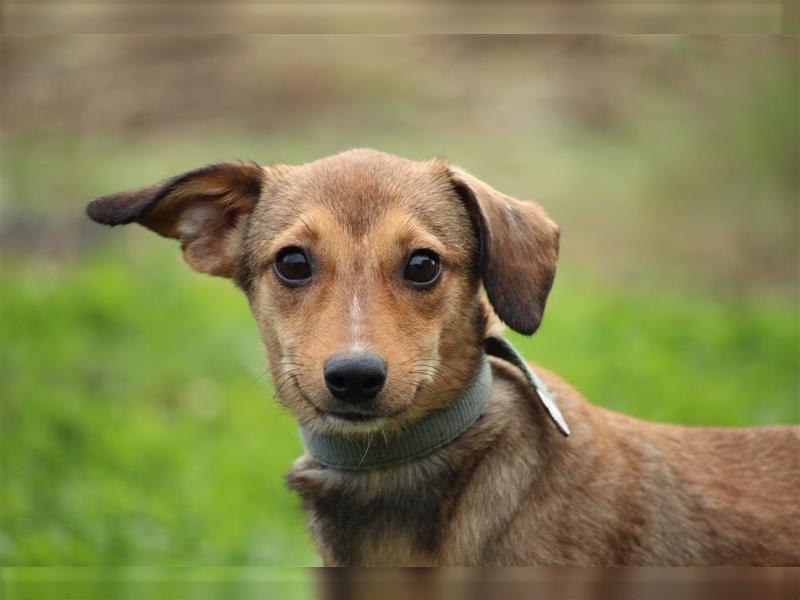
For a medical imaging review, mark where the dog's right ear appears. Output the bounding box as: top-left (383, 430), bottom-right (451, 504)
top-left (86, 162), bottom-right (265, 278)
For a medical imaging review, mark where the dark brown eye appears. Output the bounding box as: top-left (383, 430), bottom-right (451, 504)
top-left (403, 250), bottom-right (441, 288)
top-left (274, 247), bottom-right (312, 285)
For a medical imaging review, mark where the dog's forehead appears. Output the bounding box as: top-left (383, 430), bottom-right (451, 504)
top-left (300, 148), bottom-right (446, 194)
top-left (262, 149), bottom-right (456, 235)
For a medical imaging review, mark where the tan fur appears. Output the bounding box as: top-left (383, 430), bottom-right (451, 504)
top-left (88, 148), bottom-right (800, 566)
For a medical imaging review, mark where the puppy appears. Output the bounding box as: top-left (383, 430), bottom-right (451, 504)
top-left (87, 148), bottom-right (800, 566)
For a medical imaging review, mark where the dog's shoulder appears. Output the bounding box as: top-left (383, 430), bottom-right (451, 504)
top-left (486, 356), bottom-right (596, 440)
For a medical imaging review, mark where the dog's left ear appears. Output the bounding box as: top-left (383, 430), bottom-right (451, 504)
top-left (86, 162), bottom-right (264, 278)
top-left (448, 166), bottom-right (560, 335)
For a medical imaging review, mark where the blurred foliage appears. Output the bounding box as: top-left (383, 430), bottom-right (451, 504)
top-left (1, 36), bottom-right (798, 566)
top-left (5, 38), bottom-right (798, 293)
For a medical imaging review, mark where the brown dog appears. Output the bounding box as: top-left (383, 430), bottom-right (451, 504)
top-left (87, 148), bottom-right (800, 566)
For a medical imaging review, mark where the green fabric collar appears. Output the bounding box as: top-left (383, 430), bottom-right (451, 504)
top-left (299, 336), bottom-right (570, 471)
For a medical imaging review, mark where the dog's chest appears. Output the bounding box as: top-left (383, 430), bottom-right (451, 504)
top-left (286, 462), bottom-right (454, 566)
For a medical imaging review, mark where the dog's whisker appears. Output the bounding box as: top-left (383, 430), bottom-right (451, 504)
top-left (408, 366), bottom-right (452, 382)
top-left (248, 370), bottom-right (272, 388)
top-left (272, 369), bottom-right (301, 381)
top-left (357, 432), bottom-right (374, 467)
top-left (379, 424), bottom-right (389, 446)
top-left (272, 372), bottom-right (303, 397)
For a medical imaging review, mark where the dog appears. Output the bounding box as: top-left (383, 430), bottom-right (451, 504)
top-left (87, 148), bottom-right (800, 566)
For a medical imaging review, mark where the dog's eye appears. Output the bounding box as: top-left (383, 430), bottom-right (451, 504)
top-left (403, 250), bottom-right (441, 288)
top-left (274, 247), bottom-right (312, 285)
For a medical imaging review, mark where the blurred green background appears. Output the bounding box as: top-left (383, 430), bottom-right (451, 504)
top-left (2, 36), bottom-right (798, 567)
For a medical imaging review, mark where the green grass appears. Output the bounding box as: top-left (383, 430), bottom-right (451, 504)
top-left (0, 567), bottom-right (313, 600)
top-left (2, 239), bottom-right (797, 566)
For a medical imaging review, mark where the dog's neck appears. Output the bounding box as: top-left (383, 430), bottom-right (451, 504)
top-left (298, 336), bottom-right (569, 471)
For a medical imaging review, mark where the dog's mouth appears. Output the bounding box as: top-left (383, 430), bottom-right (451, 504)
top-left (289, 375), bottom-right (412, 431)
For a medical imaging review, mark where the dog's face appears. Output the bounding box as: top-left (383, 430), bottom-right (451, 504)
top-left (87, 149), bottom-right (559, 436)
top-left (240, 153), bottom-right (485, 434)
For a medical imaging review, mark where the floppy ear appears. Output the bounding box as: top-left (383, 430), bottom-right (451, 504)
top-left (86, 162), bottom-right (264, 278)
top-left (449, 167), bottom-right (560, 335)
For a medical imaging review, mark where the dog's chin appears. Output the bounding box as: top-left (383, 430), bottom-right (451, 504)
top-left (314, 412), bottom-right (392, 436)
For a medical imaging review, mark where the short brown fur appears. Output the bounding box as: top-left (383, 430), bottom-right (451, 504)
top-left (87, 148), bottom-right (800, 566)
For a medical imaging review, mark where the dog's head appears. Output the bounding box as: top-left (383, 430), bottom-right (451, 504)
top-left (87, 149), bottom-right (559, 435)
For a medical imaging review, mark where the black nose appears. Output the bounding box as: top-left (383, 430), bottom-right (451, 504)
top-left (324, 352), bottom-right (387, 404)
